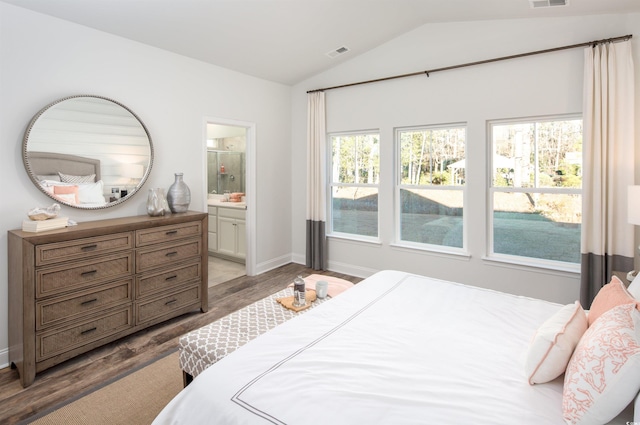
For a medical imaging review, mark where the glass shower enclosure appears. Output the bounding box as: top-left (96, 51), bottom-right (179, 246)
top-left (207, 150), bottom-right (245, 194)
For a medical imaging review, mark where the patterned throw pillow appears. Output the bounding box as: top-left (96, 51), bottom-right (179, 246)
top-left (562, 303), bottom-right (640, 425)
top-left (525, 301), bottom-right (588, 384)
top-left (58, 172), bottom-right (96, 184)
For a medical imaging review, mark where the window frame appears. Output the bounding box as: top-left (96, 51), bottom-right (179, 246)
top-left (487, 114), bottom-right (582, 271)
top-left (393, 123), bottom-right (468, 255)
top-left (327, 129), bottom-right (381, 243)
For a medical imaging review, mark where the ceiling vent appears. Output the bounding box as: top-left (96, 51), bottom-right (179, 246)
top-left (326, 46), bottom-right (350, 59)
top-left (530, 0), bottom-right (567, 8)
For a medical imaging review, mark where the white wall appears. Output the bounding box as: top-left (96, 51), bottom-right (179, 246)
top-left (291, 14), bottom-right (640, 305)
top-left (0, 3), bottom-right (293, 367)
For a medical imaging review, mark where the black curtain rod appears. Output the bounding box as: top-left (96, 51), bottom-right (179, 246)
top-left (307, 34), bottom-right (633, 94)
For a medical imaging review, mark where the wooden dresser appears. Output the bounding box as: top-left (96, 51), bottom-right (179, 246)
top-left (8, 211), bottom-right (208, 387)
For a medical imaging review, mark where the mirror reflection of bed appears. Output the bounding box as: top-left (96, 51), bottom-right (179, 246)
top-left (27, 151), bottom-right (110, 207)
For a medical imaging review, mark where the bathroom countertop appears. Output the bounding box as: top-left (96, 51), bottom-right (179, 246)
top-left (207, 197), bottom-right (246, 209)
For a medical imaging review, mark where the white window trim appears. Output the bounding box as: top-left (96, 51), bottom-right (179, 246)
top-left (393, 123), bottom-right (467, 254)
top-left (327, 130), bottom-right (381, 242)
top-left (486, 114), bottom-right (582, 269)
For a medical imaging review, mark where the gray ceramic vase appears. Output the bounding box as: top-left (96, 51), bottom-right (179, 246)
top-left (167, 173), bottom-right (191, 213)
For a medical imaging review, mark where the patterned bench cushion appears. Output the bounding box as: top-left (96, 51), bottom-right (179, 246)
top-left (179, 287), bottom-right (331, 378)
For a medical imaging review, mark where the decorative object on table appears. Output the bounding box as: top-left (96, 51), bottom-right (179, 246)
top-left (147, 188), bottom-right (170, 217)
top-left (27, 203), bottom-right (61, 221)
top-left (228, 192), bottom-right (244, 202)
top-left (293, 275), bottom-right (306, 307)
top-left (167, 172), bottom-right (191, 213)
top-left (315, 280), bottom-right (328, 298)
top-left (22, 216), bottom-right (68, 232)
top-left (276, 290), bottom-right (317, 312)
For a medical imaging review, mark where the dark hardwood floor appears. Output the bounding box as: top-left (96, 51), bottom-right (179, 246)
top-left (0, 263), bottom-right (361, 424)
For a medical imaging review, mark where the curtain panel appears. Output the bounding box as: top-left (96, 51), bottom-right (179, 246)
top-left (580, 40), bottom-right (635, 308)
top-left (306, 92), bottom-right (327, 270)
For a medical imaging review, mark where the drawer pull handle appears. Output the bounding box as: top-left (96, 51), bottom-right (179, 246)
top-left (81, 270), bottom-right (98, 276)
top-left (81, 327), bottom-right (97, 335)
top-left (81, 244), bottom-right (98, 251)
top-left (165, 275), bottom-right (178, 281)
top-left (165, 251), bottom-right (178, 257)
top-left (81, 298), bottom-right (98, 306)
top-left (165, 230), bottom-right (178, 235)
top-left (165, 299), bottom-right (177, 306)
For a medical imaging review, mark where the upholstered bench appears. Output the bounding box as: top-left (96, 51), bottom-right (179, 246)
top-left (178, 275), bottom-right (354, 386)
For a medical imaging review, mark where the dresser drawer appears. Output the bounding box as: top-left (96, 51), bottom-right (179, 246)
top-left (36, 279), bottom-right (133, 330)
top-left (136, 284), bottom-right (201, 325)
top-left (136, 239), bottom-right (201, 273)
top-left (36, 306), bottom-right (133, 361)
top-left (136, 222), bottom-right (203, 247)
top-left (35, 232), bottom-right (133, 267)
top-left (36, 253), bottom-right (134, 298)
top-left (136, 262), bottom-right (201, 298)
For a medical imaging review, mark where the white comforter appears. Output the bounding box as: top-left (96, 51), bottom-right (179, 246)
top-left (153, 270), bottom-right (634, 424)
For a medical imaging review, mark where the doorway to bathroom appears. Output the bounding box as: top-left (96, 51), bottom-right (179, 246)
top-left (204, 118), bottom-right (256, 283)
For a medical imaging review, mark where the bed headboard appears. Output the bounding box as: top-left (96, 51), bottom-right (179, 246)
top-left (27, 151), bottom-right (101, 181)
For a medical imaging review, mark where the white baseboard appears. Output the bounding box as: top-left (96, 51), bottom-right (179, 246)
top-left (326, 259), bottom-right (377, 279)
top-left (255, 254), bottom-right (293, 275)
top-left (0, 347), bottom-right (10, 370)
top-left (291, 252), bottom-right (377, 279)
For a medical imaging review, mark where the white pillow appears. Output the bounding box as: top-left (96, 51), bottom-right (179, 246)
top-left (562, 303), bottom-right (640, 425)
top-left (77, 180), bottom-right (106, 204)
top-left (628, 275), bottom-right (640, 299)
top-left (525, 301), bottom-right (588, 384)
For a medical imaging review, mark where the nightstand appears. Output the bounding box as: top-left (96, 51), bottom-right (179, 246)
top-left (612, 270), bottom-right (633, 287)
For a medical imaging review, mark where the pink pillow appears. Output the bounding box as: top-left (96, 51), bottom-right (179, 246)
top-left (53, 185), bottom-right (79, 204)
top-left (525, 301), bottom-right (588, 384)
top-left (562, 303), bottom-right (640, 425)
top-left (588, 276), bottom-right (639, 326)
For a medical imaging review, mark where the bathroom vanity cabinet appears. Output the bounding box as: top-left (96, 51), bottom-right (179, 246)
top-left (208, 205), bottom-right (245, 261)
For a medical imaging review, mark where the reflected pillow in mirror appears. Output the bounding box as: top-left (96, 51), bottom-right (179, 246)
top-left (58, 172), bottom-right (96, 184)
top-left (77, 180), bottom-right (106, 204)
top-left (53, 185), bottom-right (79, 204)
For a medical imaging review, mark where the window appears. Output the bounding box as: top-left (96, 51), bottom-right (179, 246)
top-left (396, 125), bottom-right (466, 250)
top-left (490, 117), bottom-right (582, 264)
top-left (329, 132), bottom-right (380, 239)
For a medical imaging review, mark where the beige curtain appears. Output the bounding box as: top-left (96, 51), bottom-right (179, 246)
top-left (306, 91), bottom-right (327, 270)
top-left (580, 40), bottom-right (635, 307)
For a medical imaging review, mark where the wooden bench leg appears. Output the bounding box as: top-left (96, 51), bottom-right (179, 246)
top-left (183, 371), bottom-right (193, 387)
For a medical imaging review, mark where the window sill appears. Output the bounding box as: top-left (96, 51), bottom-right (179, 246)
top-left (483, 254), bottom-right (580, 276)
top-left (390, 242), bottom-right (471, 261)
top-left (327, 234), bottom-right (382, 246)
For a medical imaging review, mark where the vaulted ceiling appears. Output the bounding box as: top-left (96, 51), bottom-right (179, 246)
top-left (3, 0), bottom-right (639, 85)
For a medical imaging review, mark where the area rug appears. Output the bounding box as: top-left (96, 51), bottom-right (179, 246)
top-left (24, 351), bottom-right (182, 425)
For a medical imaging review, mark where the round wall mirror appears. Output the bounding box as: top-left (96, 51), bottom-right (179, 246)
top-left (23, 95), bottom-right (153, 209)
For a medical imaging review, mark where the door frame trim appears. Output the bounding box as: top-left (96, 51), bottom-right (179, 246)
top-left (202, 117), bottom-right (256, 276)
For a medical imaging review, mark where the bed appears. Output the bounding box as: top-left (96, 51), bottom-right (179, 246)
top-left (26, 151), bottom-right (107, 206)
top-left (153, 270), bottom-right (640, 425)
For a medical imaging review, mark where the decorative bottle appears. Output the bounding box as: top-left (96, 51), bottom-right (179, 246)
top-left (167, 172), bottom-right (191, 213)
top-left (293, 275), bottom-right (306, 307)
